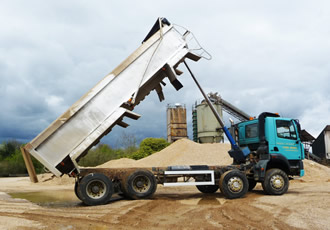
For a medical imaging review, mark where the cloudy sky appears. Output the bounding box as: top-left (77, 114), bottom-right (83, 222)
top-left (0, 0), bottom-right (329, 147)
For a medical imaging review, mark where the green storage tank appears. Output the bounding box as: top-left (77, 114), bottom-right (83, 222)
top-left (193, 100), bottom-right (224, 143)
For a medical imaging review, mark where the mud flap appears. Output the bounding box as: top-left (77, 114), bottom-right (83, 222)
top-left (253, 159), bottom-right (269, 181)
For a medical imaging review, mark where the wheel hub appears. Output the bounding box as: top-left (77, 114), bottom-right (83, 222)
top-left (86, 180), bottom-right (106, 198)
top-left (270, 175), bottom-right (284, 190)
top-left (133, 176), bottom-right (151, 193)
top-left (228, 177), bottom-right (243, 193)
top-left (136, 181), bottom-right (144, 188)
top-left (92, 185), bottom-right (100, 193)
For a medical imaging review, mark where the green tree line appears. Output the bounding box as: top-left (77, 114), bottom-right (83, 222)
top-left (0, 140), bottom-right (44, 176)
top-left (0, 137), bottom-right (170, 175)
top-left (78, 137), bottom-right (170, 166)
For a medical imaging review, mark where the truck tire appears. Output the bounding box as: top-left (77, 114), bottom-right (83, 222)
top-left (248, 179), bottom-right (257, 191)
top-left (74, 181), bottom-right (82, 201)
top-left (219, 170), bottom-right (248, 199)
top-left (196, 185), bottom-right (219, 193)
top-left (262, 168), bottom-right (289, 195)
top-left (78, 173), bottom-right (113, 206)
top-left (122, 170), bottom-right (157, 200)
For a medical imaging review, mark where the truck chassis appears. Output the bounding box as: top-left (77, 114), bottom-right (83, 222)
top-left (75, 162), bottom-right (289, 206)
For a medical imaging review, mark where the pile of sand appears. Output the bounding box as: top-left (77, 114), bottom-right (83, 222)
top-left (39, 138), bottom-right (330, 185)
top-left (38, 173), bottom-right (75, 185)
top-left (98, 138), bottom-right (232, 168)
top-left (97, 158), bottom-right (137, 168)
top-left (299, 159), bottom-right (330, 182)
top-left (98, 138), bottom-right (330, 182)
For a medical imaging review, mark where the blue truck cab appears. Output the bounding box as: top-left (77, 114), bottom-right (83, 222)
top-left (235, 112), bottom-right (305, 182)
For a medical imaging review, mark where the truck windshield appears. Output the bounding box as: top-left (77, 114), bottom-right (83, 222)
top-left (276, 120), bottom-right (297, 140)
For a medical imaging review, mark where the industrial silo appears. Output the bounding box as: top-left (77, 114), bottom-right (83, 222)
top-left (167, 104), bottom-right (188, 143)
top-left (192, 100), bottom-right (224, 143)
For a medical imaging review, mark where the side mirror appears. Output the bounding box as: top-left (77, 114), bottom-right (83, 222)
top-left (293, 119), bottom-right (301, 136)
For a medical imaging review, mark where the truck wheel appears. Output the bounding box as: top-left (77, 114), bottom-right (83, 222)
top-left (74, 181), bottom-right (82, 201)
top-left (262, 168), bottom-right (289, 195)
top-left (248, 179), bottom-right (257, 191)
top-left (78, 173), bottom-right (113, 206)
top-left (196, 185), bottom-right (219, 193)
top-left (122, 170), bottom-right (157, 200)
top-left (219, 170), bottom-right (248, 199)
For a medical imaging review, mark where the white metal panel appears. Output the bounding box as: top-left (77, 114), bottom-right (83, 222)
top-left (29, 149), bottom-right (62, 177)
top-left (69, 109), bottom-right (138, 161)
top-left (30, 108), bottom-right (128, 176)
top-left (163, 170), bottom-right (215, 187)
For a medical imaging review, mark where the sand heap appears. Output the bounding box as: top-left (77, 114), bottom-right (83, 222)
top-left (98, 138), bottom-right (232, 168)
top-left (38, 173), bottom-right (75, 185)
top-left (299, 159), bottom-right (330, 182)
top-left (98, 138), bottom-right (330, 183)
top-left (38, 138), bottom-right (330, 185)
top-left (97, 158), bottom-right (137, 168)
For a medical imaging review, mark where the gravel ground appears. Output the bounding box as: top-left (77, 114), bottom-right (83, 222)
top-left (0, 139), bottom-right (329, 229)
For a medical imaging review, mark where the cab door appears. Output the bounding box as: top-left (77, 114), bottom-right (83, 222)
top-left (269, 119), bottom-right (303, 160)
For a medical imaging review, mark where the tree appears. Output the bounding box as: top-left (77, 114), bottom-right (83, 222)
top-left (115, 131), bottom-right (138, 155)
top-left (0, 140), bottom-right (44, 175)
top-left (0, 140), bottom-right (21, 160)
top-left (78, 144), bottom-right (121, 167)
top-left (130, 138), bottom-right (170, 160)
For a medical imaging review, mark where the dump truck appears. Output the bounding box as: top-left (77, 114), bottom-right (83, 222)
top-left (23, 18), bottom-right (305, 206)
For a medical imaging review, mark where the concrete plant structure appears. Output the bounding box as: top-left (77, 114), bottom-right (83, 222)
top-left (167, 104), bottom-right (188, 143)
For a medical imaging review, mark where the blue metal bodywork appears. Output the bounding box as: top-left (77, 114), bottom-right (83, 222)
top-left (237, 116), bottom-right (305, 177)
top-left (237, 117), bottom-right (304, 160)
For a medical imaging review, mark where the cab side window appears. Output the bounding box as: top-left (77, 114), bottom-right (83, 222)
top-left (276, 120), bottom-right (297, 140)
top-left (245, 123), bottom-right (258, 138)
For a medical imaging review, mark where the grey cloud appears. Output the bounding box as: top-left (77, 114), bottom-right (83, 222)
top-left (0, 0), bottom-right (329, 145)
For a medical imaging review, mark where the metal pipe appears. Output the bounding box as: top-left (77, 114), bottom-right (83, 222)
top-left (183, 61), bottom-right (238, 148)
top-left (183, 61), bottom-right (225, 127)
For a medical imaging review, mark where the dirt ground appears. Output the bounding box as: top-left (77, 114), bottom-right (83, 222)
top-left (1, 140), bottom-right (329, 229)
top-left (0, 174), bottom-right (329, 230)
